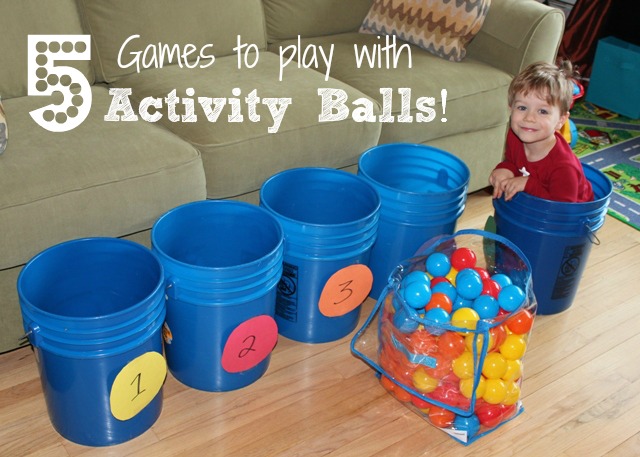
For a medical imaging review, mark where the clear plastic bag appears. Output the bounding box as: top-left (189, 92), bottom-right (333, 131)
top-left (351, 229), bottom-right (537, 444)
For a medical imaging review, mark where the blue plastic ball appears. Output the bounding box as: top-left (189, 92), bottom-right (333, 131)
top-left (425, 252), bottom-right (451, 278)
top-left (455, 268), bottom-right (483, 300)
top-left (403, 270), bottom-right (431, 288)
top-left (453, 414), bottom-right (481, 438)
top-left (402, 280), bottom-right (432, 309)
top-left (491, 273), bottom-right (512, 289)
top-left (432, 281), bottom-right (457, 302)
top-left (498, 284), bottom-right (526, 312)
top-left (472, 294), bottom-right (500, 319)
top-left (392, 307), bottom-right (419, 333)
top-left (452, 295), bottom-right (472, 312)
top-left (424, 307), bottom-right (450, 336)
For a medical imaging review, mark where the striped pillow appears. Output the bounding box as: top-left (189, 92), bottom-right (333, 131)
top-left (360, 0), bottom-right (492, 62)
top-left (0, 98), bottom-right (7, 155)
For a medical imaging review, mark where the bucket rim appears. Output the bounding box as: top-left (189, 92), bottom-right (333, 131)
top-left (151, 199), bottom-right (285, 274)
top-left (358, 142), bottom-right (471, 197)
top-left (17, 237), bottom-right (165, 323)
top-left (259, 167), bottom-right (381, 230)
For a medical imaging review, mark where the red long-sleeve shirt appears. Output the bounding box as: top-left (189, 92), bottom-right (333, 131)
top-left (494, 129), bottom-right (594, 202)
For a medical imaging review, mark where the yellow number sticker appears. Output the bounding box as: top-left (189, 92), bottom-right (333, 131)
top-left (110, 351), bottom-right (166, 421)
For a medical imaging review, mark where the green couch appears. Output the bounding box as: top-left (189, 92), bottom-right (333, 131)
top-left (0, 0), bottom-right (564, 353)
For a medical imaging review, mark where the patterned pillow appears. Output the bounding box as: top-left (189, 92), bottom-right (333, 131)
top-left (0, 97), bottom-right (7, 155)
top-left (360, 0), bottom-right (492, 62)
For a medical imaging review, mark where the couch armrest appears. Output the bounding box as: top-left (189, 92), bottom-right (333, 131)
top-left (466, 0), bottom-right (565, 76)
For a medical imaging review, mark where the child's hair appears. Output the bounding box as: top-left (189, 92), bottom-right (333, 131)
top-left (507, 60), bottom-right (575, 113)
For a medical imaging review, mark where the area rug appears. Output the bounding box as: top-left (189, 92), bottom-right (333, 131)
top-left (570, 100), bottom-right (640, 231)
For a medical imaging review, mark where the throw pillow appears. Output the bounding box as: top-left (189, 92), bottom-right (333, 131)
top-left (360, 0), bottom-right (492, 62)
top-left (0, 97), bottom-right (7, 155)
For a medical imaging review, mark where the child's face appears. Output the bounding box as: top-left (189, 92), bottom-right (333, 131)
top-left (509, 90), bottom-right (568, 149)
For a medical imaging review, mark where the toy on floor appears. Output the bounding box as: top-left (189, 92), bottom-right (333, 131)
top-left (559, 79), bottom-right (584, 148)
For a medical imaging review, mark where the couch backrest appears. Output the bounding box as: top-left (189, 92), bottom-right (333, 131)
top-left (263, 0), bottom-right (374, 43)
top-left (76, 0), bottom-right (268, 83)
top-left (0, 0), bottom-right (94, 100)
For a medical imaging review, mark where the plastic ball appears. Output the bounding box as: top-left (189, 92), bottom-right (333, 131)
top-left (422, 351), bottom-right (453, 379)
top-left (464, 332), bottom-right (495, 354)
top-left (437, 331), bottom-right (466, 360)
top-left (451, 307), bottom-right (480, 333)
top-left (403, 280), bottom-right (432, 309)
top-left (481, 278), bottom-right (501, 299)
top-left (424, 307), bottom-right (450, 336)
top-left (425, 292), bottom-right (453, 314)
top-left (482, 378), bottom-right (507, 404)
top-left (502, 381), bottom-right (521, 406)
top-left (476, 402), bottom-right (507, 428)
top-left (410, 394), bottom-right (433, 411)
top-left (459, 376), bottom-right (486, 400)
top-left (452, 295), bottom-right (472, 312)
top-left (432, 281), bottom-right (457, 303)
top-left (481, 352), bottom-right (508, 379)
top-left (392, 307), bottom-right (419, 333)
top-left (413, 367), bottom-right (439, 393)
top-left (453, 414), bottom-right (481, 438)
top-left (472, 294), bottom-right (500, 320)
top-left (452, 351), bottom-right (475, 380)
top-left (407, 329), bottom-right (438, 354)
top-left (403, 270), bottom-right (431, 288)
top-left (498, 284), bottom-right (526, 312)
top-left (489, 324), bottom-right (508, 351)
top-left (473, 267), bottom-right (491, 280)
top-left (455, 268), bottom-right (483, 300)
top-left (426, 252), bottom-right (451, 278)
top-left (450, 247), bottom-right (477, 271)
top-left (505, 309), bottom-right (534, 335)
top-left (428, 406), bottom-right (455, 428)
top-left (430, 276), bottom-right (450, 288)
top-left (502, 359), bottom-right (523, 382)
top-left (499, 334), bottom-right (527, 360)
top-left (491, 273), bottom-right (512, 289)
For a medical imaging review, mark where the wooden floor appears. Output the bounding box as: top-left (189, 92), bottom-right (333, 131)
top-left (1, 190), bottom-right (639, 456)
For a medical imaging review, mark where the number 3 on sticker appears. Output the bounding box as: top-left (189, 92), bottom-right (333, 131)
top-left (318, 264), bottom-right (373, 317)
top-left (110, 352), bottom-right (166, 421)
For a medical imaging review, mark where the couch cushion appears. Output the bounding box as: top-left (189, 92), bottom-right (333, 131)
top-left (76, 0), bottom-right (267, 83)
top-left (0, 99), bottom-right (7, 154)
top-left (360, 0), bottom-right (492, 62)
top-left (0, 86), bottom-right (206, 269)
top-left (273, 32), bottom-right (511, 145)
top-left (0, 0), bottom-right (93, 99)
top-left (263, 0), bottom-right (374, 43)
top-left (109, 52), bottom-right (382, 199)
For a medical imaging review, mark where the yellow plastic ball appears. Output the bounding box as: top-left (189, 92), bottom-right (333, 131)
top-left (452, 351), bottom-right (476, 380)
top-left (482, 352), bottom-right (508, 379)
top-left (412, 367), bottom-right (439, 393)
top-left (482, 378), bottom-right (507, 404)
top-left (502, 359), bottom-right (523, 382)
top-left (451, 307), bottom-right (480, 334)
top-left (459, 375), bottom-right (486, 399)
top-left (465, 332), bottom-right (495, 354)
top-left (499, 334), bottom-right (527, 360)
top-left (503, 381), bottom-right (521, 406)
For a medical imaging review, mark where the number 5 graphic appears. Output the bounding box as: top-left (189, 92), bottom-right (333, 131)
top-left (28, 35), bottom-right (92, 132)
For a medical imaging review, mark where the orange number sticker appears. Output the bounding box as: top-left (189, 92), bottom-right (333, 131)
top-left (318, 264), bottom-right (373, 317)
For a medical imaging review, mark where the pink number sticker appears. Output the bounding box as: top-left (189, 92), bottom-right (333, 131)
top-left (221, 315), bottom-right (278, 373)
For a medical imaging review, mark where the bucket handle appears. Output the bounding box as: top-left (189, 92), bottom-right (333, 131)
top-left (19, 323), bottom-right (41, 348)
top-left (584, 219), bottom-right (601, 246)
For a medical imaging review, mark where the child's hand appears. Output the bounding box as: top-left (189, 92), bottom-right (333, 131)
top-left (502, 176), bottom-right (529, 201)
top-left (489, 169), bottom-right (514, 199)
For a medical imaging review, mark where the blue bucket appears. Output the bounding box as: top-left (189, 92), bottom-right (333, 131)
top-left (493, 164), bottom-right (612, 314)
top-left (17, 238), bottom-right (166, 447)
top-left (152, 200), bottom-right (284, 391)
top-left (358, 143), bottom-right (470, 298)
top-left (260, 168), bottom-right (380, 343)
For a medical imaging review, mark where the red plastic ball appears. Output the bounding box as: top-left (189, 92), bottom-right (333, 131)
top-left (481, 279), bottom-right (501, 298)
top-left (451, 247), bottom-right (477, 271)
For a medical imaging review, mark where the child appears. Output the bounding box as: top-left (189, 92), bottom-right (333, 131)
top-left (489, 61), bottom-right (594, 202)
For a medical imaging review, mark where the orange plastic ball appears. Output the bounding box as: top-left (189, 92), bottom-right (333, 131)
top-left (425, 292), bottom-right (453, 314)
top-left (428, 406), bottom-right (456, 428)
